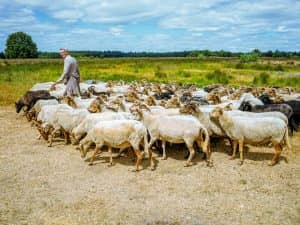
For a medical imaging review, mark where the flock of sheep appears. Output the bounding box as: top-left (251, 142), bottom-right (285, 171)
top-left (15, 80), bottom-right (300, 171)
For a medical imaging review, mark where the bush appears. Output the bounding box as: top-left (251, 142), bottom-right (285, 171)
top-left (253, 72), bottom-right (270, 85)
top-left (275, 64), bottom-right (284, 71)
top-left (176, 70), bottom-right (191, 78)
top-left (235, 62), bottom-right (244, 69)
top-left (239, 53), bottom-right (259, 63)
top-left (197, 53), bottom-right (206, 60)
top-left (205, 69), bottom-right (232, 84)
top-left (5, 32), bottom-right (38, 58)
top-left (154, 65), bottom-right (167, 78)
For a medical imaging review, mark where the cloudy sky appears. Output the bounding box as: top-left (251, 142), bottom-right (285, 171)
top-left (0, 0), bottom-right (299, 52)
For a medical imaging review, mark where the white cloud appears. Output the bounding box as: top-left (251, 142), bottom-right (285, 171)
top-left (52, 9), bottom-right (84, 22)
top-left (109, 26), bottom-right (123, 36)
top-left (0, 0), bottom-right (299, 52)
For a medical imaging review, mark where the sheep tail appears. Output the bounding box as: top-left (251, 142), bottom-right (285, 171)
top-left (284, 126), bottom-right (291, 149)
top-left (200, 126), bottom-right (209, 154)
top-left (144, 131), bottom-right (149, 155)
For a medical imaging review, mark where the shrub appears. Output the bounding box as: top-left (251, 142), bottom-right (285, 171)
top-left (154, 65), bottom-right (167, 78)
top-left (253, 72), bottom-right (270, 85)
top-left (197, 53), bottom-right (206, 60)
top-left (176, 70), bottom-right (191, 78)
top-left (235, 62), bottom-right (244, 69)
top-left (205, 69), bottom-right (232, 84)
top-left (275, 64), bottom-right (284, 71)
top-left (239, 53), bottom-right (259, 63)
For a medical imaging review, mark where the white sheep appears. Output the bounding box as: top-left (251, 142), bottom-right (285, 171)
top-left (131, 106), bottom-right (211, 167)
top-left (28, 99), bottom-right (59, 121)
top-left (47, 108), bottom-right (90, 147)
top-left (180, 103), bottom-right (288, 137)
top-left (36, 104), bottom-right (73, 141)
top-left (79, 120), bottom-right (154, 171)
top-left (209, 107), bottom-right (291, 166)
top-left (71, 111), bottom-right (134, 144)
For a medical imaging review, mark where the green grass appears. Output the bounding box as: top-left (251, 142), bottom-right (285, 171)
top-left (1, 57), bottom-right (300, 106)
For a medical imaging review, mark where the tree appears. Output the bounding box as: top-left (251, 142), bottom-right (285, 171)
top-left (252, 49), bottom-right (261, 56)
top-left (5, 32), bottom-right (38, 58)
top-left (239, 53), bottom-right (259, 63)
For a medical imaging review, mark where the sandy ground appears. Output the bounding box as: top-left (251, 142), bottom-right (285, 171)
top-left (0, 106), bottom-right (299, 225)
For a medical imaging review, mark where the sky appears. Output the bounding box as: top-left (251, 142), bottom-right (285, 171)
top-left (0, 0), bottom-right (299, 52)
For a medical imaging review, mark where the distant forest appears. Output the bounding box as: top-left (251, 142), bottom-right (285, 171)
top-left (1, 49), bottom-right (300, 59)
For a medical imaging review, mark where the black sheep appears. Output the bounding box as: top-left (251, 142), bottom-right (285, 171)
top-left (259, 94), bottom-right (300, 129)
top-left (15, 90), bottom-right (56, 113)
top-left (239, 101), bottom-right (297, 134)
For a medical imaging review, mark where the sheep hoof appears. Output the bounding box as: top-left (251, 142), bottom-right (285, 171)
top-left (239, 161), bottom-right (243, 166)
top-left (230, 156), bottom-right (235, 160)
top-left (184, 162), bottom-right (193, 167)
top-left (88, 162), bottom-right (93, 166)
top-left (268, 161), bottom-right (277, 166)
top-left (161, 156), bottom-right (167, 160)
top-left (206, 161), bottom-right (213, 167)
top-left (131, 168), bottom-right (139, 172)
top-left (150, 166), bottom-right (155, 171)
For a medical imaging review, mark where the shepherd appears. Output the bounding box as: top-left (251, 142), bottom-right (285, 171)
top-left (51, 48), bottom-right (81, 96)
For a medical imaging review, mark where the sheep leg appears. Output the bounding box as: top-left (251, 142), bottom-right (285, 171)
top-left (116, 147), bottom-right (128, 158)
top-left (38, 127), bottom-right (48, 141)
top-left (269, 144), bottom-right (282, 166)
top-left (132, 148), bottom-right (143, 172)
top-left (206, 142), bottom-right (213, 167)
top-left (238, 140), bottom-right (244, 165)
top-left (230, 140), bottom-right (238, 160)
top-left (162, 140), bottom-right (167, 160)
top-left (108, 147), bottom-right (113, 166)
top-left (147, 138), bottom-right (157, 151)
top-left (48, 127), bottom-right (60, 147)
top-left (63, 131), bottom-right (69, 144)
top-left (89, 145), bottom-right (102, 166)
top-left (184, 144), bottom-right (195, 167)
top-left (70, 133), bottom-right (79, 145)
top-left (148, 147), bottom-right (155, 171)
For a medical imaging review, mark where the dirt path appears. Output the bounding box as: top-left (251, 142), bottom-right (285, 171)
top-left (0, 107), bottom-right (299, 225)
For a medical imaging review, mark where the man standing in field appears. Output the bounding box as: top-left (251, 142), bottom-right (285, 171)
top-left (51, 48), bottom-right (81, 96)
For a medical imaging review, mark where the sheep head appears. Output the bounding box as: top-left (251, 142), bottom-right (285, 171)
top-left (207, 92), bottom-right (221, 104)
top-left (105, 81), bottom-right (114, 88)
top-left (88, 97), bottom-right (104, 113)
top-left (26, 109), bottom-right (36, 121)
top-left (125, 91), bottom-right (139, 102)
top-left (274, 96), bottom-right (284, 103)
top-left (223, 103), bottom-right (233, 111)
top-left (210, 107), bottom-right (223, 119)
top-left (238, 101), bottom-right (252, 111)
top-left (145, 96), bottom-right (156, 106)
top-left (258, 94), bottom-right (273, 104)
top-left (179, 102), bottom-right (200, 115)
top-left (15, 100), bottom-right (24, 113)
top-left (165, 97), bottom-right (180, 109)
top-left (159, 100), bottom-right (167, 107)
top-left (60, 96), bottom-right (77, 108)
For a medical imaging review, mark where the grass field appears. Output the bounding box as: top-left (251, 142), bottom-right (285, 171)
top-left (1, 57), bottom-right (300, 106)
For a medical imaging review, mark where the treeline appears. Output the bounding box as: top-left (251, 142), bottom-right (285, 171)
top-left (37, 49), bottom-right (300, 59)
top-left (1, 49), bottom-right (300, 59)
